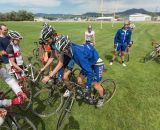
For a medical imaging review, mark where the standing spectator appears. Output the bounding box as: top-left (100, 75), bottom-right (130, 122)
top-left (110, 20), bottom-right (132, 66)
top-left (0, 24), bottom-right (10, 70)
top-left (84, 25), bottom-right (96, 46)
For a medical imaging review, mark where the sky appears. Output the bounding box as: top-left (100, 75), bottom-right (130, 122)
top-left (0, 0), bottom-right (160, 14)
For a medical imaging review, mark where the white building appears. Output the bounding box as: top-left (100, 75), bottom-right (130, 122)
top-left (129, 13), bottom-right (151, 21)
top-left (96, 16), bottom-right (114, 21)
top-left (34, 17), bottom-right (50, 22)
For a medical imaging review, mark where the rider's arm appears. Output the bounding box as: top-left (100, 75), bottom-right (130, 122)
top-left (39, 44), bottom-right (43, 58)
top-left (93, 31), bottom-right (96, 46)
top-left (114, 30), bottom-right (120, 45)
top-left (127, 31), bottom-right (132, 45)
top-left (9, 56), bottom-right (23, 72)
top-left (84, 32), bottom-right (87, 41)
top-left (41, 50), bottom-right (56, 71)
top-left (0, 42), bottom-right (7, 55)
top-left (48, 54), bottom-right (64, 78)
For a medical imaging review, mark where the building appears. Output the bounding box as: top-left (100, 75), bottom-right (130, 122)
top-left (34, 17), bottom-right (50, 22)
top-left (96, 16), bottom-right (114, 21)
top-left (129, 13), bottom-right (151, 21)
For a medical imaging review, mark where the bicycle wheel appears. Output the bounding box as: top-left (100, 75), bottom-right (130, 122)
top-left (19, 82), bottom-right (32, 111)
top-left (56, 93), bottom-right (74, 130)
top-left (144, 50), bottom-right (157, 63)
top-left (1, 113), bottom-right (36, 130)
top-left (32, 86), bottom-right (63, 117)
top-left (101, 79), bottom-right (116, 103)
top-left (69, 68), bottom-right (80, 82)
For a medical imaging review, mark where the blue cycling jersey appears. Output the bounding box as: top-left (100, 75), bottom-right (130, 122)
top-left (114, 28), bottom-right (132, 45)
top-left (71, 43), bottom-right (99, 89)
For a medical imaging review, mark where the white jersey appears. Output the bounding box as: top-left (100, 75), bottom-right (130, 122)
top-left (6, 42), bottom-right (23, 66)
top-left (85, 30), bottom-right (95, 42)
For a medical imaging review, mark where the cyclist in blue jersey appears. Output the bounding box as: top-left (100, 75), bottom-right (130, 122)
top-left (40, 26), bottom-right (75, 86)
top-left (110, 20), bottom-right (132, 66)
top-left (42, 35), bottom-right (105, 108)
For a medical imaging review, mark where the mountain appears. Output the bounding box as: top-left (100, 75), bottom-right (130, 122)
top-left (34, 8), bottom-right (160, 18)
top-left (117, 8), bottom-right (150, 15)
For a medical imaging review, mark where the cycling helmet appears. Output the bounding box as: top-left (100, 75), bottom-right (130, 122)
top-left (55, 35), bottom-right (70, 52)
top-left (41, 26), bottom-right (56, 41)
top-left (8, 30), bottom-right (23, 40)
top-left (42, 22), bottom-right (49, 28)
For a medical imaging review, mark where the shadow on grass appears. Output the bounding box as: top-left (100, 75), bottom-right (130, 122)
top-left (155, 57), bottom-right (160, 64)
top-left (18, 108), bottom-right (46, 130)
top-left (63, 116), bottom-right (80, 130)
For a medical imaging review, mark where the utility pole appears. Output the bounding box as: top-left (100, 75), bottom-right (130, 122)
top-left (100, 0), bottom-right (104, 29)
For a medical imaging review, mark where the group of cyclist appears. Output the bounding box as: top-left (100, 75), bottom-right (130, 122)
top-left (0, 23), bottom-right (28, 125)
top-left (0, 20), bottom-right (135, 126)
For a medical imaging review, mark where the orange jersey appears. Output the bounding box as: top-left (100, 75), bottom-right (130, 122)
top-left (43, 44), bottom-right (51, 52)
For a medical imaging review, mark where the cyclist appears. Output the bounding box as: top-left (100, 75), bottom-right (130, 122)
top-left (110, 19), bottom-right (132, 66)
top-left (39, 23), bottom-right (52, 64)
top-left (6, 31), bottom-right (27, 87)
top-left (84, 25), bottom-right (96, 46)
top-left (42, 35), bottom-right (105, 108)
top-left (40, 28), bottom-right (75, 93)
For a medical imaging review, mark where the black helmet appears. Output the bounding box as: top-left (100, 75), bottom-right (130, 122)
top-left (8, 30), bottom-right (23, 40)
top-left (41, 26), bottom-right (56, 41)
top-left (55, 35), bottom-right (70, 52)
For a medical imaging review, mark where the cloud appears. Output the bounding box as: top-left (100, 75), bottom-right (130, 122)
top-left (0, 0), bottom-right (160, 14)
top-left (0, 0), bottom-right (61, 8)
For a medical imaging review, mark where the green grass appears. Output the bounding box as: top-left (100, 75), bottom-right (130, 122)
top-left (1, 21), bottom-right (160, 130)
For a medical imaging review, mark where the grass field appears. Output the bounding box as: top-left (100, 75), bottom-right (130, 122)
top-left (0, 21), bottom-right (160, 130)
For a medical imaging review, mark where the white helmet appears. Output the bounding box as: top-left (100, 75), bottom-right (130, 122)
top-left (55, 35), bottom-right (70, 52)
top-left (8, 30), bottom-right (23, 40)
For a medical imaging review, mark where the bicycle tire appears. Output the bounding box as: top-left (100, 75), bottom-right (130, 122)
top-left (144, 50), bottom-right (157, 63)
top-left (56, 93), bottom-right (74, 130)
top-left (0, 113), bottom-right (36, 130)
top-left (19, 82), bottom-right (32, 111)
top-left (32, 86), bottom-right (63, 118)
top-left (101, 79), bottom-right (116, 103)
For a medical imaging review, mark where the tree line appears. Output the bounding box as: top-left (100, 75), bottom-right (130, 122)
top-left (0, 10), bottom-right (34, 21)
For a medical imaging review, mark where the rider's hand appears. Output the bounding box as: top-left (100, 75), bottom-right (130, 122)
top-left (114, 44), bottom-right (117, 49)
top-left (41, 57), bottom-right (44, 63)
top-left (40, 67), bottom-right (45, 72)
top-left (128, 44), bottom-right (132, 48)
top-left (0, 108), bottom-right (7, 118)
top-left (42, 76), bottom-right (50, 84)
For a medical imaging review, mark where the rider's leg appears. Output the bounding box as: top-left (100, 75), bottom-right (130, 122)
top-left (121, 51), bottom-right (125, 63)
top-left (77, 73), bottom-right (86, 88)
top-left (93, 82), bottom-right (104, 97)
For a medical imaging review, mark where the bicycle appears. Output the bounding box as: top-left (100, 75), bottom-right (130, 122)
top-left (31, 68), bottom-right (81, 118)
top-left (144, 42), bottom-right (160, 63)
top-left (9, 57), bottom-right (43, 111)
top-left (56, 78), bottom-right (116, 130)
top-left (0, 91), bottom-right (37, 130)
